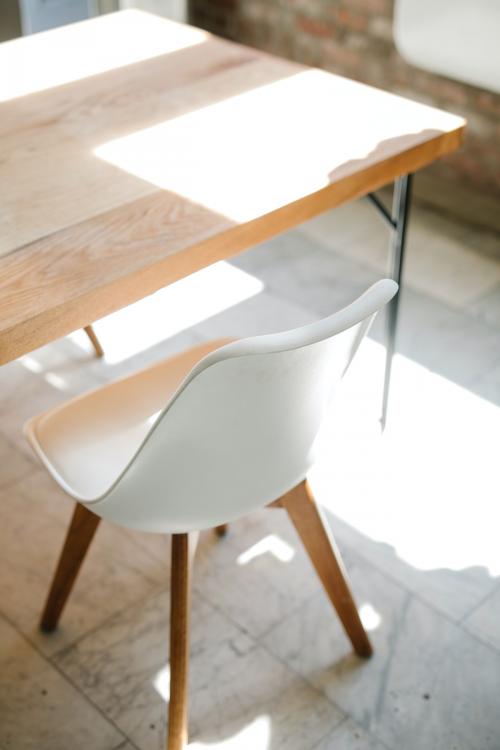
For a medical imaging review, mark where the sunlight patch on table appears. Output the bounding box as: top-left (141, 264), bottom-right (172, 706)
top-left (95, 68), bottom-right (462, 223)
top-left (0, 10), bottom-right (207, 102)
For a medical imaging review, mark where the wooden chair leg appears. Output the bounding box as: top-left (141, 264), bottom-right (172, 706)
top-left (168, 533), bottom-right (192, 750)
top-left (40, 503), bottom-right (101, 632)
top-left (83, 324), bottom-right (104, 358)
top-left (214, 524), bottom-right (228, 537)
top-left (280, 480), bottom-right (373, 658)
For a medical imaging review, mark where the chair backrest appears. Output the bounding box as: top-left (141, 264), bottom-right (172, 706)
top-left (89, 279), bottom-right (397, 532)
top-left (394, 0), bottom-right (500, 94)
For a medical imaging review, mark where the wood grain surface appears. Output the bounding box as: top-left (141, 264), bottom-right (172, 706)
top-left (0, 10), bottom-right (466, 364)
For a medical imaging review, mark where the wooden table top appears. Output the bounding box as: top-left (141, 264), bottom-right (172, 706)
top-left (0, 10), bottom-right (465, 364)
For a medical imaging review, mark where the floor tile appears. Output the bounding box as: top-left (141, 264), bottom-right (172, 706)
top-left (297, 199), bottom-right (389, 273)
top-left (0, 358), bottom-right (102, 459)
top-left (0, 615), bottom-right (123, 750)
top-left (300, 200), bottom-right (500, 310)
top-left (86, 328), bottom-right (204, 383)
top-left (312, 718), bottom-right (393, 750)
top-left (404, 222), bottom-right (500, 309)
top-left (462, 583), bottom-right (500, 651)
top-left (124, 506), bottom-right (355, 646)
top-left (305, 353), bottom-right (500, 622)
top-left (470, 282), bottom-right (500, 326)
top-left (322, 511), bottom-right (499, 626)
top-left (461, 224), bottom-right (500, 262)
top-left (370, 285), bottom-right (500, 389)
top-left (0, 360), bottom-right (36, 409)
top-left (55, 590), bottom-right (343, 750)
top-left (231, 222), bottom-right (500, 397)
top-left (263, 555), bottom-right (500, 750)
top-left (421, 314), bottom-right (500, 387)
top-left (0, 431), bottom-right (37, 490)
top-left (2, 191), bottom-right (500, 750)
top-left (0, 338), bottom-right (100, 414)
top-left (191, 505), bottom-right (356, 640)
top-left (193, 288), bottom-right (318, 341)
top-left (262, 553), bottom-right (409, 696)
top-left (0, 470), bottom-right (166, 656)
top-left (468, 359), bottom-right (500, 407)
top-left (232, 229), bottom-right (380, 318)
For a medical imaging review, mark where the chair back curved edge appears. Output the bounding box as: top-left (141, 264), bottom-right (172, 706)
top-left (85, 279), bottom-right (398, 532)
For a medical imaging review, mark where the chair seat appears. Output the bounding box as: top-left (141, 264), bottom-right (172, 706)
top-left (24, 339), bottom-right (231, 501)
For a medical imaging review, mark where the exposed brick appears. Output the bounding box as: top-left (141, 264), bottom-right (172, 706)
top-left (476, 91), bottom-right (500, 117)
top-left (240, 2), bottom-right (274, 23)
top-left (414, 73), bottom-right (469, 107)
top-left (328, 7), bottom-right (368, 33)
top-left (464, 113), bottom-right (497, 139)
top-left (296, 15), bottom-right (334, 39)
top-left (292, 33), bottom-right (323, 67)
top-left (368, 15), bottom-right (393, 41)
top-left (344, 0), bottom-right (392, 16)
top-left (322, 39), bottom-right (362, 73)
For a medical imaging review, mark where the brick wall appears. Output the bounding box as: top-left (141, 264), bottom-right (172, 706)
top-left (188, 0), bottom-right (500, 211)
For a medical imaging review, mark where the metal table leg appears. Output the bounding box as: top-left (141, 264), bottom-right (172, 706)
top-left (367, 173), bottom-right (413, 429)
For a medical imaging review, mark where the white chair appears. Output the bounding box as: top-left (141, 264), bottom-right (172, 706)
top-left (394, 0), bottom-right (500, 94)
top-left (25, 278), bottom-right (397, 750)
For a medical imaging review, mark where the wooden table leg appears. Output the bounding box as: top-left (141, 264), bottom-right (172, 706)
top-left (84, 324), bottom-right (104, 358)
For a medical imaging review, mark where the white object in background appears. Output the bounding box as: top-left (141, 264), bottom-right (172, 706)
top-left (25, 279), bottom-right (397, 534)
top-left (19, 0), bottom-right (96, 35)
top-left (394, 0), bottom-right (500, 94)
top-left (119, 0), bottom-right (186, 23)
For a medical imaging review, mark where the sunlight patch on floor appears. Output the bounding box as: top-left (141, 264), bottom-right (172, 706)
top-left (311, 337), bottom-right (500, 576)
top-left (188, 716), bottom-right (271, 749)
top-left (359, 603), bottom-right (382, 631)
top-left (237, 534), bottom-right (296, 566)
top-left (153, 664), bottom-right (171, 702)
top-left (18, 355), bottom-right (44, 374)
top-left (69, 262), bottom-right (263, 364)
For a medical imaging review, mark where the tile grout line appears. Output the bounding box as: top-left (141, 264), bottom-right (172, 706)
top-left (308, 714), bottom-right (395, 750)
top-left (373, 591), bottom-right (412, 723)
top-left (192, 583), bottom-right (352, 734)
top-left (307, 716), bottom-right (350, 750)
top-left (456, 578), bottom-right (500, 626)
top-left (256, 577), bottom-right (410, 750)
top-left (338, 540), bottom-right (500, 657)
top-left (197, 524), bottom-right (500, 726)
top-left (0, 430), bottom-right (40, 489)
top-left (49, 583), bottom-right (169, 660)
top-left (0, 462), bottom-right (39, 494)
top-left (293, 222), bottom-right (500, 322)
top-left (254, 588), bottom-right (323, 643)
top-left (0, 609), bottom-right (138, 750)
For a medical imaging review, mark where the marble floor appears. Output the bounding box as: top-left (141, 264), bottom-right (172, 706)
top-left (1, 195), bottom-right (500, 749)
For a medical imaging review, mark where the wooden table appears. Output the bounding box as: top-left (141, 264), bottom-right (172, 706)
top-left (0, 10), bottom-right (465, 417)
